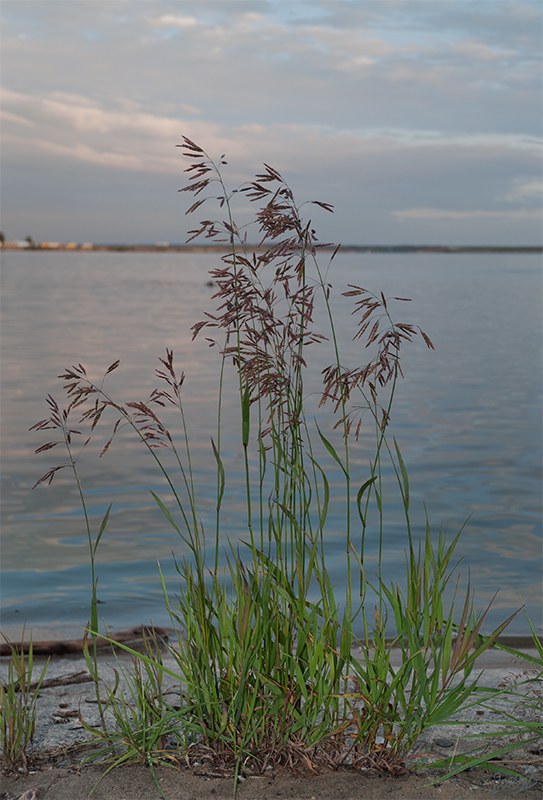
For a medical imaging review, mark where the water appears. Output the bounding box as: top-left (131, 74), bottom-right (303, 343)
top-left (1, 250), bottom-right (541, 639)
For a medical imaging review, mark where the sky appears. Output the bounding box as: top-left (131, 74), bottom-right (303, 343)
top-left (1, 0), bottom-right (541, 245)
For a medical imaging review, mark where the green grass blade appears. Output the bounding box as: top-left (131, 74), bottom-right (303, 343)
top-left (211, 437), bottom-right (225, 510)
top-left (356, 476), bottom-right (377, 526)
top-left (242, 384), bottom-right (250, 447)
top-left (316, 422), bottom-right (348, 478)
top-left (393, 437), bottom-right (409, 511)
top-left (93, 503), bottom-right (112, 555)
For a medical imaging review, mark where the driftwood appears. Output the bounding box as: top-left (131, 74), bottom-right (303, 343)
top-left (27, 670), bottom-right (94, 692)
top-left (0, 625), bottom-right (169, 657)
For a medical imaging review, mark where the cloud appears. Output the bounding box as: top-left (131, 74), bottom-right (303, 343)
top-left (15, 137), bottom-right (147, 171)
top-left (1, 1), bottom-right (541, 244)
top-left (452, 41), bottom-right (516, 62)
top-left (3, 87), bottom-right (200, 137)
top-left (0, 108), bottom-right (35, 127)
top-left (151, 14), bottom-right (199, 29)
top-left (3, 86), bottom-right (539, 170)
top-left (393, 207), bottom-right (542, 221)
top-left (504, 178), bottom-right (543, 203)
top-left (3, 3), bottom-right (540, 139)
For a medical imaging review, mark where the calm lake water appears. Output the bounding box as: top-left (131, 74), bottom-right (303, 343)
top-left (1, 250), bottom-right (541, 639)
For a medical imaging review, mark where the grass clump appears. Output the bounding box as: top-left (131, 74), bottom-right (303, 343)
top-left (29, 139), bottom-right (531, 787)
top-left (0, 631), bottom-right (48, 773)
top-left (78, 630), bottom-right (182, 797)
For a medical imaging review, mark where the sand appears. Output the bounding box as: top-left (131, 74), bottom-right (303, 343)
top-left (1, 647), bottom-right (541, 800)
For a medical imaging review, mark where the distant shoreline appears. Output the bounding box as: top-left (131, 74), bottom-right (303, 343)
top-left (2, 243), bottom-right (541, 253)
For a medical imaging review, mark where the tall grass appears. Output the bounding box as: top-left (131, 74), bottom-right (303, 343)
top-left (30, 140), bottom-right (525, 782)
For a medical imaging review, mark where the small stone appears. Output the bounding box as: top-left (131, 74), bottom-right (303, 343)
top-left (434, 738), bottom-right (455, 748)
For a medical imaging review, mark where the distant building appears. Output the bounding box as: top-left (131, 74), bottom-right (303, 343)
top-left (4, 240), bottom-right (30, 248)
top-left (81, 242), bottom-right (94, 249)
top-left (65, 242), bottom-right (78, 249)
top-left (40, 242), bottom-right (61, 249)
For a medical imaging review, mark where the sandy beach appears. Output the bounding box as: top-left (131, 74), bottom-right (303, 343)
top-left (2, 644), bottom-right (541, 800)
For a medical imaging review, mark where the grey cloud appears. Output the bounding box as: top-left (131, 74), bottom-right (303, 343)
top-left (2, 98), bottom-right (539, 245)
top-left (1, 0), bottom-right (541, 244)
top-left (3, 3), bottom-right (539, 135)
